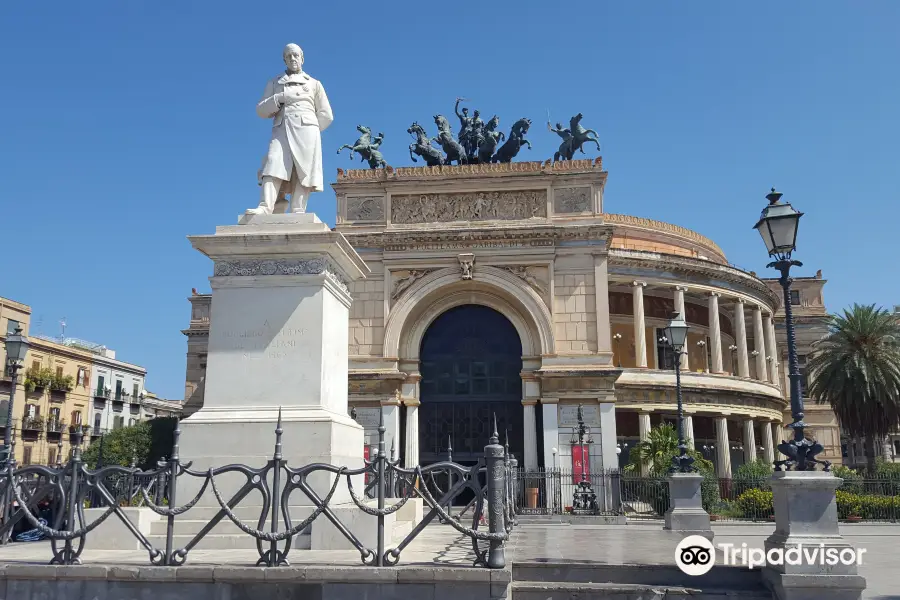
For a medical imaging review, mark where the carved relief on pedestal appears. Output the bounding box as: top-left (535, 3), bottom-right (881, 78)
top-left (458, 254), bottom-right (475, 280)
top-left (346, 195), bottom-right (385, 221)
top-left (391, 269), bottom-right (436, 301)
top-left (390, 190), bottom-right (547, 224)
top-left (553, 187), bottom-right (592, 214)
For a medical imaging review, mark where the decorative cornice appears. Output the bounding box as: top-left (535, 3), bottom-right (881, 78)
top-left (345, 223), bottom-right (614, 253)
top-left (602, 213), bottom-right (724, 260)
top-left (608, 248), bottom-right (780, 309)
top-left (336, 158), bottom-right (604, 182)
top-left (213, 258), bottom-right (349, 294)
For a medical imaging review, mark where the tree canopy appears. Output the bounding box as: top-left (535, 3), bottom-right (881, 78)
top-left (808, 303), bottom-right (900, 472)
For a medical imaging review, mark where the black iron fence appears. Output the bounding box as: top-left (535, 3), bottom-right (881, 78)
top-left (512, 470), bottom-right (900, 522)
top-left (0, 411), bottom-right (516, 568)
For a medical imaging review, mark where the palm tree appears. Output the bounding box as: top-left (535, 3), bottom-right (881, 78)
top-left (808, 304), bottom-right (900, 472)
top-left (625, 423), bottom-right (713, 475)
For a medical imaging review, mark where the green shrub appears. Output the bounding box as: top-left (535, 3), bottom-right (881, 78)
top-left (735, 488), bottom-right (774, 519)
top-left (832, 465), bottom-right (864, 494)
top-left (732, 460), bottom-right (773, 495)
top-left (836, 491), bottom-right (900, 520)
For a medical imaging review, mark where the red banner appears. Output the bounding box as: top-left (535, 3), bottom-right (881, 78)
top-left (572, 445), bottom-right (590, 483)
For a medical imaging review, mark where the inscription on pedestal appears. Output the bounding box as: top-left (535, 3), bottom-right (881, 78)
top-left (216, 321), bottom-right (312, 368)
top-left (558, 404), bottom-right (600, 428)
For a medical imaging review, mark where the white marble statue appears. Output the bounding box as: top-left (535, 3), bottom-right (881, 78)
top-left (244, 43), bottom-right (333, 218)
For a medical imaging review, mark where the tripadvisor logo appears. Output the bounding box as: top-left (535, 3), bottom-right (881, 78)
top-left (674, 535), bottom-right (866, 575)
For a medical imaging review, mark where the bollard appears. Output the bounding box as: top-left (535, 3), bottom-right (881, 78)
top-left (484, 416), bottom-right (506, 568)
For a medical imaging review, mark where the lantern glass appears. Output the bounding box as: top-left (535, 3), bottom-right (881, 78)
top-left (664, 313), bottom-right (689, 352)
top-left (4, 327), bottom-right (30, 364)
top-left (753, 200), bottom-right (802, 258)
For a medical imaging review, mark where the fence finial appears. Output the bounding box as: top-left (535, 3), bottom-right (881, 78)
top-left (274, 406), bottom-right (284, 461)
top-left (171, 417), bottom-right (182, 461)
top-left (490, 414), bottom-right (499, 445)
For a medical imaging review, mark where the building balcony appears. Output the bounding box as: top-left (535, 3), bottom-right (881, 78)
top-left (94, 388), bottom-right (110, 400)
top-left (46, 420), bottom-right (66, 434)
top-left (21, 416), bottom-right (44, 432)
top-left (91, 427), bottom-right (104, 437)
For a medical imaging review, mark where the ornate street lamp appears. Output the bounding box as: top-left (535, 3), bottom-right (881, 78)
top-left (728, 344), bottom-right (738, 375)
top-left (569, 405), bottom-right (598, 514)
top-left (662, 313), bottom-right (695, 473)
top-left (696, 339), bottom-right (708, 372)
top-left (753, 188), bottom-right (827, 471)
top-left (3, 327), bottom-right (31, 462)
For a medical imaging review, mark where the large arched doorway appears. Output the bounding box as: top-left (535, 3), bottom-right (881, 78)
top-left (418, 305), bottom-right (524, 465)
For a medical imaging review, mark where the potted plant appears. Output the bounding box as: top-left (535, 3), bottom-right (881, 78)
top-left (709, 513), bottom-right (721, 521)
top-left (845, 514), bottom-right (862, 523)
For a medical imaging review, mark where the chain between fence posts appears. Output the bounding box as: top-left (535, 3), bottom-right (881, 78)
top-left (485, 415), bottom-right (505, 569)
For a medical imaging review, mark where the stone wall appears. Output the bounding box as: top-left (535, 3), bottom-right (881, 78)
top-left (348, 277), bottom-right (385, 357)
top-left (552, 270), bottom-right (597, 353)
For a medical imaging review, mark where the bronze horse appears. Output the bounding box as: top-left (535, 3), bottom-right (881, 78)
top-left (407, 122), bottom-right (444, 167)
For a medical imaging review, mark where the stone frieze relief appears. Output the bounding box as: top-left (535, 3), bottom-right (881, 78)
top-left (390, 190), bottom-right (547, 224)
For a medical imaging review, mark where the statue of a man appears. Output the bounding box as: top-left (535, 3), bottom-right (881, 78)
top-left (244, 44), bottom-right (333, 219)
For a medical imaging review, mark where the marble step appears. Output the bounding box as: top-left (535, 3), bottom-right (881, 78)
top-left (512, 582), bottom-right (773, 600)
top-left (145, 532), bottom-right (311, 551)
top-left (513, 563), bottom-right (768, 592)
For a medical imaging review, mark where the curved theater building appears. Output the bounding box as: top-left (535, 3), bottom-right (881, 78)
top-left (183, 159), bottom-right (789, 478)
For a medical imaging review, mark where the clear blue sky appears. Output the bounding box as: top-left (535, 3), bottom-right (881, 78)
top-left (1, 2), bottom-right (898, 400)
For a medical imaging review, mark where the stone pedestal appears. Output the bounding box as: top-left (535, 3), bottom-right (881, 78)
top-left (181, 214), bottom-right (370, 514)
top-left (663, 473), bottom-right (713, 540)
top-left (762, 471), bottom-right (866, 600)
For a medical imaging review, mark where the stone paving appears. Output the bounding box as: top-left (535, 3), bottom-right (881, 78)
top-left (0, 522), bottom-right (895, 598)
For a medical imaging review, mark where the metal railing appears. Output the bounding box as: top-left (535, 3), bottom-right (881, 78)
top-left (0, 409), bottom-right (516, 568)
top-left (515, 469), bottom-right (623, 516)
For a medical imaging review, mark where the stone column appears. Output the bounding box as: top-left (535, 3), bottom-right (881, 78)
top-left (764, 315), bottom-right (779, 386)
top-left (632, 281), bottom-right (648, 368)
top-left (598, 402), bottom-right (618, 472)
top-left (733, 299), bottom-right (750, 378)
top-left (404, 401), bottom-right (420, 468)
top-left (522, 400), bottom-right (538, 470)
top-left (674, 286), bottom-right (690, 371)
top-left (683, 414), bottom-right (695, 450)
top-left (715, 416), bottom-right (732, 478)
top-left (638, 411), bottom-right (652, 476)
top-left (541, 400), bottom-right (559, 471)
top-left (752, 306), bottom-right (768, 382)
top-left (593, 254), bottom-right (613, 358)
top-left (708, 292), bottom-right (724, 373)
top-left (761, 421), bottom-right (775, 465)
top-left (383, 401), bottom-right (401, 459)
top-left (743, 419), bottom-right (757, 464)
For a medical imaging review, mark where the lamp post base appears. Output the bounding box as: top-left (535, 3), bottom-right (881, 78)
top-left (663, 473), bottom-right (712, 540)
top-left (762, 471), bottom-right (865, 600)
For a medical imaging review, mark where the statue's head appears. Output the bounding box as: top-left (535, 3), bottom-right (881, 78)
top-left (357, 125), bottom-right (370, 134)
top-left (282, 43), bottom-right (304, 74)
top-left (473, 110), bottom-right (480, 117)
top-left (556, 122), bottom-right (563, 129)
top-left (462, 107), bottom-right (469, 116)
top-left (572, 112), bottom-right (583, 123)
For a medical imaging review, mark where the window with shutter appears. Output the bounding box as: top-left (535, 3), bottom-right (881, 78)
top-left (48, 448), bottom-right (56, 465)
top-left (56, 366), bottom-right (63, 379)
top-left (23, 447), bottom-right (32, 465)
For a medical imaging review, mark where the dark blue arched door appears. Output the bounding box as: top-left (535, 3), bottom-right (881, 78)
top-left (418, 305), bottom-right (523, 464)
